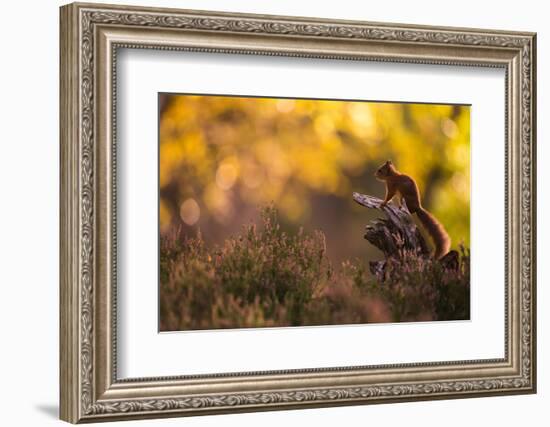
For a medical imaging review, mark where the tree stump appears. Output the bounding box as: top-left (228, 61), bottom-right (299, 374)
top-left (352, 192), bottom-right (429, 276)
top-left (352, 192), bottom-right (458, 276)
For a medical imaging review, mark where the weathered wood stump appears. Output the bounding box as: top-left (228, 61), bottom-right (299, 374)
top-left (353, 192), bottom-right (429, 256)
top-left (352, 192), bottom-right (457, 276)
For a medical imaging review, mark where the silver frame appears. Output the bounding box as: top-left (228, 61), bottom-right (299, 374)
top-left (60, 2), bottom-right (536, 423)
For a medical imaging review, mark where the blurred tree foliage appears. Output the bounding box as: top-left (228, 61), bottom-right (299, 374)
top-left (159, 94), bottom-right (470, 263)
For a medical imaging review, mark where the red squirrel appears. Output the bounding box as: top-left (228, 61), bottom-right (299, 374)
top-left (375, 160), bottom-right (451, 259)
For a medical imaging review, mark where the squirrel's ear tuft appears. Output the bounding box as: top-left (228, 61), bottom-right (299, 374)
top-left (386, 159), bottom-right (392, 165)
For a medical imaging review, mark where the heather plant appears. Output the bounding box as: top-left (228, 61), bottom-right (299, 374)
top-left (160, 207), bottom-right (470, 331)
top-left (367, 247), bottom-right (470, 322)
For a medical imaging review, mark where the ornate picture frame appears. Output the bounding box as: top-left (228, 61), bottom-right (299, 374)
top-left (60, 2), bottom-right (536, 423)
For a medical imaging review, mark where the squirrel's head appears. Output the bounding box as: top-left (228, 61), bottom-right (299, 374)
top-left (374, 160), bottom-right (396, 180)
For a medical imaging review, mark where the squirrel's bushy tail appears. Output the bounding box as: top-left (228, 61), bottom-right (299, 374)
top-left (416, 207), bottom-right (451, 259)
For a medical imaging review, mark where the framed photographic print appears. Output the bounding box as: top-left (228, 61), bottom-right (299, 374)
top-left (60, 2), bottom-right (537, 423)
top-left (158, 94), bottom-right (471, 332)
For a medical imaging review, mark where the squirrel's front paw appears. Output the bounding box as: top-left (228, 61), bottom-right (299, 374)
top-left (379, 202), bottom-right (387, 208)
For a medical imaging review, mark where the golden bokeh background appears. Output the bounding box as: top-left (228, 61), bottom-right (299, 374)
top-left (159, 94), bottom-right (470, 263)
